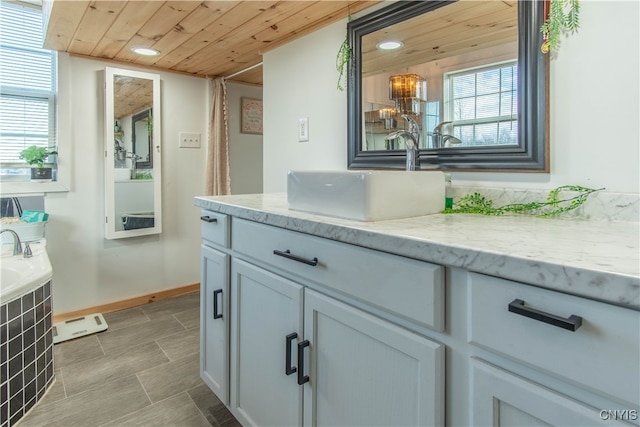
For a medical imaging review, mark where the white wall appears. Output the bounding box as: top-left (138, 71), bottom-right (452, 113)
top-left (263, 20), bottom-right (349, 192)
top-left (226, 82), bottom-right (263, 194)
top-left (46, 54), bottom-right (208, 314)
top-left (263, 1), bottom-right (639, 194)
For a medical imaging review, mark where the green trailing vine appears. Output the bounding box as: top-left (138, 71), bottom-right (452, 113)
top-left (444, 185), bottom-right (603, 217)
top-left (541, 0), bottom-right (581, 54)
top-left (336, 11), bottom-right (353, 92)
top-left (336, 35), bottom-right (352, 91)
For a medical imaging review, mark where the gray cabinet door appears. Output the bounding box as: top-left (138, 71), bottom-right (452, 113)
top-left (303, 288), bottom-right (444, 427)
top-left (230, 259), bottom-right (304, 427)
top-left (200, 244), bottom-right (229, 403)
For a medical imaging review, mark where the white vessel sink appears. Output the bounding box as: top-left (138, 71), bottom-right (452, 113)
top-left (287, 170), bottom-right (445, 221)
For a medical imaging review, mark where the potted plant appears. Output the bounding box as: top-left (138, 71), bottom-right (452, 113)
top-left (19, 145), bottom-right (58, 181)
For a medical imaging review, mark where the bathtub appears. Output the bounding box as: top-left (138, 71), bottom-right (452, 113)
top-left (1, 241), bottom-right (55, 426)
top-left (1, 242), bottom-right (52, 305)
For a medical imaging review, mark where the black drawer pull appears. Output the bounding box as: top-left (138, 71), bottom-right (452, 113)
top-left (213, 289), bottom-right (223, 319)
top-left (273, 249), bottom-right (318, 267)
top-left (508, 299), bottom-right (582, 331)
top-left (285, 333), bottom-right (298, 376)
top-left (200, 216), bottom-right (218, 223)
top-left (297, 340), bottom-right (310, 385)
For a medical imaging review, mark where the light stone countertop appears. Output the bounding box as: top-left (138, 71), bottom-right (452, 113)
top-left (195, 193), bottom-right (640, 310)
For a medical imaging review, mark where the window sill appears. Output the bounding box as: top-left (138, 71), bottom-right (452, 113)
top-left (0, 180), bottom-right (69, 196)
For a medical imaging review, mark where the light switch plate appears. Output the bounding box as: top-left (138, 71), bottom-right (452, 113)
top-left (298, 117), bottom-right (309, 142)
top-left (179, 132), bottom-right (201, 148)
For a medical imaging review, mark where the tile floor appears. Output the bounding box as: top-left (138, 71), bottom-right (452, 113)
top-left (18, 292), bottom-right (240, 427)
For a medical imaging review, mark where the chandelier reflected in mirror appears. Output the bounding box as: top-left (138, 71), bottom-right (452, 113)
top-left (389, 74), bottom-right (426, 115)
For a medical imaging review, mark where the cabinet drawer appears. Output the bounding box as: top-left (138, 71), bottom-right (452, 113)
top-left (471, 359), bottom-right (630, 427)
top-left (468, 272), bottom-right (640, 406)
top-left (200, 210), bottom-right (229, 248)
top-left (232, 218), bottom-right (444, 331)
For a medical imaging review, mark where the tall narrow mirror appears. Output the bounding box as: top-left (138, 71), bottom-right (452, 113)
top-left (104, 67), bottom-right (161, 239)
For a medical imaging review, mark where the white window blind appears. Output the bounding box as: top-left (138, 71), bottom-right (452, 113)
top-left (444, 62), bottom-right (517, 146)
top-left (0, 1), bottom-right (56, 170)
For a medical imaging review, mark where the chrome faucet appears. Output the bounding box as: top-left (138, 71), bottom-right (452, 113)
top-left (442, 135), bottom-right (462, 147)
top-left (0, 229), bottom-right (23, 256)
top-left (385, 115), bottom-right (421, 171)
top-left (431, 121), bottom-right (464, 148)
top-left (128, 153), bottom-right (141, 179)
top-left (431, 121), bottom-right (451, 148)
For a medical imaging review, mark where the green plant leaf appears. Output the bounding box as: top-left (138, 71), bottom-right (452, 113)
top-left (541, 0), bottom-right (581, 54)
top-left (444, 186), bottom-right (603, 217)
top-left (19, 145), bottom-right (58, 168)
top-left (336, 36), bottom-right (351, 91)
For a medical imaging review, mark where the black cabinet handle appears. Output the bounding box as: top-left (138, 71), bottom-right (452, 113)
top-left (200, 216), bottom-right (218, 223)
top-left (508, 299), bottom-right (582, 331)
top-left (213, 289), bottom-right (223, 319)
top-left (297, 340), bottom-right (310, 385)
top-left (285, 333), bottom-right (298, 376)
top-left (273, 249), bottom-right (318, 267)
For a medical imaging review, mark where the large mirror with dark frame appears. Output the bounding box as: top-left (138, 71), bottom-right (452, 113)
top-left (104, 67), bottom-right (162, 240)
top-left (347, 1), bottom-right (548, 171)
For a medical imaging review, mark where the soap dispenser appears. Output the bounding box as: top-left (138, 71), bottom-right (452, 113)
top-left (444, 173), bottom-right (453, 209)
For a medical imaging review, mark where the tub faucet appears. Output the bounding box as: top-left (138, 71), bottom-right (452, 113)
top-left (0, 229), bottom-right (23, 256)
top-left (385, 115), bottom-right (421, 171)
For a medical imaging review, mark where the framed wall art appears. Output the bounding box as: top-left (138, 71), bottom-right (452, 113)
top-left (240, 97), bottom-right (263, 135)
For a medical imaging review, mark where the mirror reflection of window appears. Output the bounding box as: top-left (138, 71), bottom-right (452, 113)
top-left (362, 42), bottom-right (518, 151)
top-left (360, 0), bottom-right (519, 151)
top-left (443, 62), bottom-right (518, 147)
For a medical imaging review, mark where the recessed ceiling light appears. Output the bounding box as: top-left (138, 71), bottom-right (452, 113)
top-left (376, 40), bottom-right (404, 50)
top-left (131, 47), bottom-right (160, 56)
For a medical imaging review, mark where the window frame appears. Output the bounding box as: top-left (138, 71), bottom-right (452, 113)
top-left (0, 0), bottom-right (67, 195)
top-left (443, 60), bottom-right (518, 147)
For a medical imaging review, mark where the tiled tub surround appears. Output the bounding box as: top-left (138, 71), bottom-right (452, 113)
top-left (1, 281), bottom-right (54, 427)
top-left (194, 193), bottom-right (639, 309)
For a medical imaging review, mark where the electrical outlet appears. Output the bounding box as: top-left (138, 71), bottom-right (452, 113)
top-left (298, 117), bottom-right (309, 142)
top-left (179, 132), bottom-right (201, 148)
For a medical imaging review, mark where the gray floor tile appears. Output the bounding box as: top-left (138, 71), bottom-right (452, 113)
top-left (53, 334), bottom-right (104, 369)
top-left (156, 327), bottom-right (200, 361)
top-left (174, 306), bottom-right (200, 329)
top-left (18, 292), bottom-right (239, 427)
top-left (141, 292), bottom-right (200, 320)
top-left (137, 352), bottom-right (203, 403)
top-left (219, 416), bottom-right (242, 427)
top-left (62, 341), bottom-right (170, 396)
top-left (41, 375), bottom-right (66, 404)
top-left (187, 383), bottom-right (235, 427)
top-left (97, 316), bottom-right (186, 355)
top-left (103, 392), bottom-right (211, 427)
top-left (19, 375), bottom-right (151, 427)
top-left (102, 307), bottom-right (150, 332)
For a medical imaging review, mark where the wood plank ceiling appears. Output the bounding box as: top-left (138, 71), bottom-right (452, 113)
top-left (362, 1), bottom-right (518, 77)
top-left (43, 0), bottom-right (381, 85)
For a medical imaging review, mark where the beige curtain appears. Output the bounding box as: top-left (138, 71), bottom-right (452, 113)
top-left (204, 78), bottom-right (231, 196)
